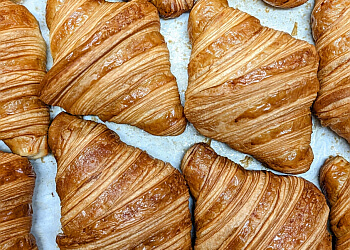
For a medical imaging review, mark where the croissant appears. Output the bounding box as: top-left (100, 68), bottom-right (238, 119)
top-left (147, 0), bottom-right (193, 18)
top-left (181, 143), bottom-right (332, 249)
top-left (320, 156), bottom-right (350, 250)
top-left (48, 112), bottom-right (192, 249)
top-left (0, 0), bottom-right (49, 159)
top-left (0, 151), bottom-right (37, 249)
top-left (312, 0), bottom-right (350, 143)
top-left (261, 0), bottom-right (308, 8)
top-left (185, 0), bottom-right (319, 174)
top-left (41, 0), bottom-right (186, 136)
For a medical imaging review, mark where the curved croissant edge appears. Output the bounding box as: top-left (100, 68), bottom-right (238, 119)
top-left (261, 0), bottom-right (308, 8)
top-left (320, 156), bottom-right (350, 207)
top-left (319, 156), bottom-right (350, 249)
top-left (0, 0), bottom-right (49, 159)
top-left (0, 151), bottom-right (37, 249)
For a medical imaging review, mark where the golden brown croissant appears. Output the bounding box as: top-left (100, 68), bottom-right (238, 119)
top-left (262, 0), bottom-right (308, 8)
top-left (185, 0), bottom-right (319, 174)
top-left (0, 0), bottom-right (49, 159)
top-left (41, 0), bottom-right (186, 136)
top-left (0, 151), bottom-right (37, 249)
top-left (48, 112), bottom-right (192, 249)
top-left (181, 143), bottom-right (332, 250)
top-left (312, 0), bottom-right (350, 144)
top-left (320, 156), bottom-right (350, 250)
top-left (148, 0), bottom-right (193, 18)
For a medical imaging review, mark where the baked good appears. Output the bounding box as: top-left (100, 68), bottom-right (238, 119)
top-left (49, 112), bottom-right (192, 249)
top-left (185, 0), bottom-right (319, 173)
top-left (262, 0), bottom-right (308, 8)
top-left (320, 156), bottom-right (350, 250)
top-left (147, 0), bottom-right (193, 18)
top-left (0, 151), bottom-right (37, 249)
top-left (0, 0), bottom-right (49, 158)
top-left (181, 143), bottom-right (332, 249)
top-left (41, 0), bottom-right (186, 136)
top-left (312, 0), bottom-right (350, 144)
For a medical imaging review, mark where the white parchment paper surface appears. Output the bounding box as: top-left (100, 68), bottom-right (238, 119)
top-left (0, 0), bottom-right (348, 249)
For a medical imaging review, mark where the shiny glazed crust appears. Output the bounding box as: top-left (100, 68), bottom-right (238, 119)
top-left (185, 0), bottom-right (319, 174)
top-left (262, 0), bottom-right (308, 8)
top-left (0, 0), bottom-right (49, 159)
top-left (312, 0), bottom-right (350, 143)
top-left (320, 156), bottom-right (350, 250)
top-left (41, 0), bottom-right (186, 136)
top-left (181, 143), bottom-right (332, 250)
top-left (0, 151), bottom-right (37, 249)
top-left (49, 112), bottom-right (192, 249)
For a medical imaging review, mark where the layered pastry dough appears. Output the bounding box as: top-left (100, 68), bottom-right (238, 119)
top-left (0, 0), bottom-right (49, 158)
top-left (49, 112), bottom-right (192, 249)
top-left (262, 0), bottom-right (308, 8)
top-left (41, 0), bottom-right (186, 136)
top-left (312, 0), bottom-right (350, 143)
top-left (0, 151), bottom-right (37, 249)
top-left (147, 0), bottom-right (193, 18)
top-left (320, 156), bottom-right (350, 250)
top-left (181, 143), bottom-right (332, 250)
top-left (185, 0), bottom-right (319, 173)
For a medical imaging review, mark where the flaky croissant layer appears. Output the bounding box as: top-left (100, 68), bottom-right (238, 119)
top-left (41, 0), bottom-right (186, 136)
top-left (0, 151), bottom-right (37, 249)
top-left (320, 156), bottom-right (350, 250)
top-left (262, 0), bottom-right (308, 8)
top-left (312, 0), bottom-right (350, 143)
top-left (185, 0), bottom-right (319, 174)
top-left (181, 143), bottom-right (331, 250)
top-left (0, 0), bottom-right (49, 159)
top-left (49, 112), bottom-right (192, 249)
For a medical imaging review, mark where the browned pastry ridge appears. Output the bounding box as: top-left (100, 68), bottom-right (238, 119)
top-left (49, 112), bottom-right (192, 249)
top-left (0, 0), bottom-right (49, 159)
top-left (147, 0), bottom-right (193, 18)
top-left (41, 0), bottom-right (186, 136)
top-left (312, 0), bottom-right (350, 144)
top-left (0, 151), bottom-right (37, 249)
top-left (181, 143), bottom-right (332, 249)
top-left (185, 0), bottom-right (319, 174)
top-left (320, 156), bottom-right (350, 250)
top-left (262, 0), bottom-right (308, 8)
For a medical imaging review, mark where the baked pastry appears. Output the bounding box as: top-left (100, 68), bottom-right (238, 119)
top-left (312, 0), bottom-right (350, 144)
top-left (185, 0), bottom-right (319, 174)
top-left (320, 156), bottom-right (350, 250)
top-left (147, 0), bottom-right (193, 18)
top-left (0, 0), bottom-right (49, 158)
top-left (181, 143), bottom-right (332, 249)
top-left (0, 151), bottom-right (37, 249)
top-left (49, 112), bottom-right (192, 249)
top-left (262, 0), bottom-right (308, 8)
top-left (41, 0), bottom-right (186, 136)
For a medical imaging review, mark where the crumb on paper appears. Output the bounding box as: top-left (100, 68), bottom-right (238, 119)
top-left (291, 22), bottom-right (298, 36)
top-left (203, 137), bottom-right (212, 146)
top-left (41, 157), bottom-right (45, 163)
top-left (265, 7), bottom-right (269, 13)
top-left (240, 156), bottom-right (253, 169)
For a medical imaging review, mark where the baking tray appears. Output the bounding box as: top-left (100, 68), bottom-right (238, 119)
top-left (1, 0), bottom-right (349, 248)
